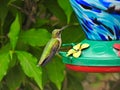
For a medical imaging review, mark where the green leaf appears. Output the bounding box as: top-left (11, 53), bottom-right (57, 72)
top-left (8, 0), bottom-right (16, 5)
top-left (33, 18), bottom-right (49, 28)
top-left (0, 0), bottom-right (8, 25)
top-left (0, 43), bottom-right (10, 54)
top-left (16, 51), bottom-right (43, 89)
top-left (19, 28), bottom-right (51, 46)
top-left (6, 66), bottom-right (25, 90)
top-left (0, 52), bottom-right (10, 81)
top-left (62, 25), bottom-right (85, 43)
top-left (67, 70), bottom-right (86, 81)
top-left (57, 0), bottom-right (73, 23)
top-left (66, 73), bottom-right (83, 90)
top-left (44, 0), bottom-right (67, 23)
top-left (42, 67), bottom-right (49, 87)
top-left (46, 56), bottom-right (65, 90)
top-left (8, 14), bottom-right (20, 50)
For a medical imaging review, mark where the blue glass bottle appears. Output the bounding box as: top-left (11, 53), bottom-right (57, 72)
top-left (70, 0), bottom-right (120, 40)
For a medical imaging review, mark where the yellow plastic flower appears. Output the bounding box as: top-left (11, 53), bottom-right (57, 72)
top-left (66, 43), bottom-right (90, 58)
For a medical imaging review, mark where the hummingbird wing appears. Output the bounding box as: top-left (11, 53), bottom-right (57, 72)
top-left (38, 38), bottom-right (61, 66)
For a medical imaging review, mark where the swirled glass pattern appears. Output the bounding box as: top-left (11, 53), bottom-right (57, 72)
top-left (70, 0), bottom-right (120, 40)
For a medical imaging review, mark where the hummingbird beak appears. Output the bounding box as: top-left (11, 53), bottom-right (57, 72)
top-left (59, 25), bottom-right (69, 31)
top-left (58, 25), bottom-right (69, 35)
top-left (58, 30), bottom-right (62, 35)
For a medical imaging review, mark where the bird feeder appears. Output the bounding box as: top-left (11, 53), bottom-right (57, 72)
top-left (59, 0), bottom-right (120, 72)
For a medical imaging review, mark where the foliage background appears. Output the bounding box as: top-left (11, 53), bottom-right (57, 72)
top-left (0, 0), bottom-right (120, 90)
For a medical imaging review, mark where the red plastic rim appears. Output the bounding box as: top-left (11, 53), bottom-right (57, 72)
top-left (66, 64), bottom-right (120, 73)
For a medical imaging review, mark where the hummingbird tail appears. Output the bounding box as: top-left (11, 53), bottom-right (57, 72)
top-left (38, 59), bottom-right (51, 66)
top-left (38, 54), bottom-right (54, 66)
top-left (39, 60), bottom-right (47, 66)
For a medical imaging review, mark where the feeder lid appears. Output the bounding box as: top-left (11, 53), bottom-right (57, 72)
top-left (60, 39), bottom-right (120, 66)
top-left (59, 39), bottom-right (120, 72)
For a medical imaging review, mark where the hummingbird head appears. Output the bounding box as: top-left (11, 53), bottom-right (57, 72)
top-left (52, 25), bottom-right (69, 38)
top-left (52, 29), bottom-right (62, 38)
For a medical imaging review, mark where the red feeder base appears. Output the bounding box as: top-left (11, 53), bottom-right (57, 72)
top-left (66, 64), bottom-right (120, 73)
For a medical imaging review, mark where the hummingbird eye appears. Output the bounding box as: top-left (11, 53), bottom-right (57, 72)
top-left (58, 31), bottom-right (62, 35)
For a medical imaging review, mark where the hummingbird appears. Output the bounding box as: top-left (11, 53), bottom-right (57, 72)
top-left (38, 25), bottom-right (68, 66)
